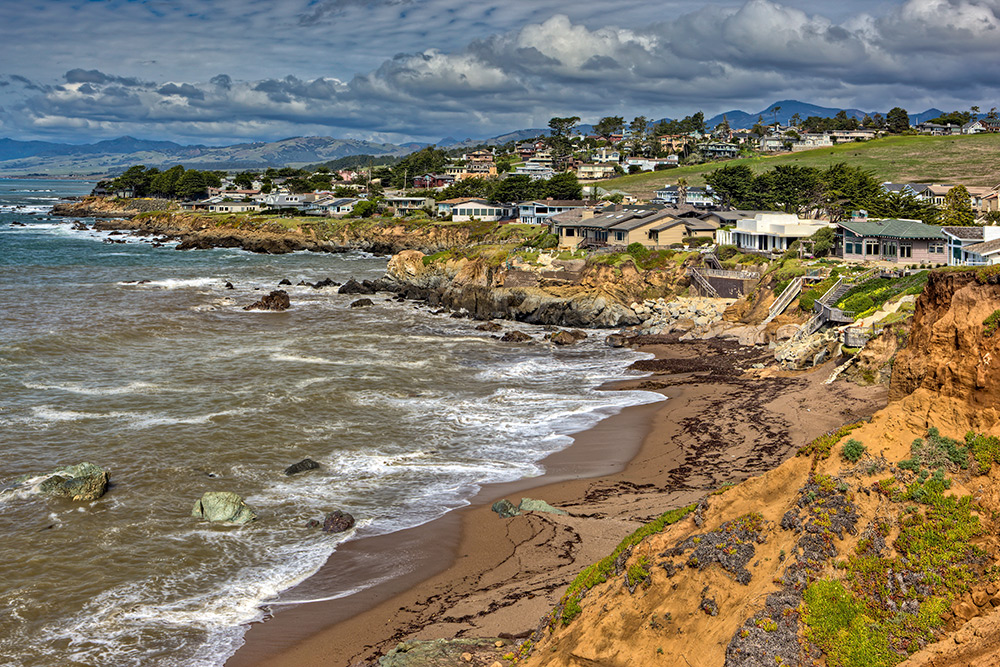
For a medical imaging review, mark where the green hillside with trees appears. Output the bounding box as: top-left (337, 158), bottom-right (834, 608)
top-left (598, 134), bottom-right (1000, 198)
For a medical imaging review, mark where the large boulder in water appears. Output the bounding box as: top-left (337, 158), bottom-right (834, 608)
top-left (307, 510), bottom-right (356, 533)
top-left (338, 278), bottom-right (376, 295)
top-left (38, 462), bottom-right (109, 501)
top-left (243, 290), bottom-right (290, 311)
top-left (191, 491), bottom-right (257, 524)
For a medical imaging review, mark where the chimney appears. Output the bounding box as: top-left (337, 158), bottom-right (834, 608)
top-left (581, 209), bottom-right (595, 220)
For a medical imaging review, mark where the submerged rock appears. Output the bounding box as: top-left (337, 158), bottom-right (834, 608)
top-left (284, 459), bottom-right (320, 476)
top-left (278, 278), bottom-right (292, 286)
top-left (191, 491), bottom-right (257, 524)
top-left (549, 330), bottom-right (577, 346)
top-left (307, 510), bottom-right (356, 533)
top-left (243, 290), bottom-right (290, 311)
top-left (476, 321), bottom-right (503, 332)
top-left (37, 462), bottom-right (109, 501)
top-left (338, 278), bottom-right (376, 295)
top-left (605, 334), bottom-right (628, 348)
top-left (350, 298), bottom-right (374, 308)
top-left (500, 330), bottom-right (532, 343)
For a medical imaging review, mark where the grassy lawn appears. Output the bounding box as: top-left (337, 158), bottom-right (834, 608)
top-left (598, 134), bottom-right (1000, 199)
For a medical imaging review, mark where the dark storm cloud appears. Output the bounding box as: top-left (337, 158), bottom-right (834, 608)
top-left (64, 69), bottom-right (147, 87)
top-left (4, 0), bottom-right (1000, 144)
top-left (157, 83), bottom-right (205, 100)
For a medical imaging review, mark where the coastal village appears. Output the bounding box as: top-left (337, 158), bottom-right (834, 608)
top-left (29, 109), bottom-right (1000, 667)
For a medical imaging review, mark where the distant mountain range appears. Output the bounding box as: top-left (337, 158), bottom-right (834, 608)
top-left (0, 100), bottom-right (956, 176)
top-left (0, 136), bottom-right (414, 176)
top-left (704, 100), bottom-right (945, 129)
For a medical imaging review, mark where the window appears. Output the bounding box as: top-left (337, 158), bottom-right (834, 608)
top-left (865, 240), bottom-right (879, 255)
top-left (564, 228), bottom-right (575, 237)
top-left (615, 231), bottom-right (626, 242)
top-left (900, 243), bottom-right (912, 258)
top-left (845, 242), bottom-right (855, 254)
top-left (931, 242), bottom-right (945, 254)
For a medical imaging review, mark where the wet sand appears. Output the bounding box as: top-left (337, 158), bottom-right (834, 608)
top-left (228, 337), bottom-right (887, 667)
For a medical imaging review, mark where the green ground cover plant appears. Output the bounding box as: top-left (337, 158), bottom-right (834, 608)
top-left (551, 504), bottom-right (696, 626)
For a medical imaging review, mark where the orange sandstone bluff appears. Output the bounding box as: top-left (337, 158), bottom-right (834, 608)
top-left (529, 270), bottom-right (1000, 667)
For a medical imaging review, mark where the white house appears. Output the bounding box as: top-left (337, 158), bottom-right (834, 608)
top-left (450, 199), bottom-right (513, 222)
top-left (653, 185), bottom-right (716, 208)
top-left (593, 147), bottom-right (621, 164)
top-left (716, 213), bottom-right (834, 252)
top-left (512, 163), bottom-right (555, 180)
top-left (518, 200), bottom-right (587, 224)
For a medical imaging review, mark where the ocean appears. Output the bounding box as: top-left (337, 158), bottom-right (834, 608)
top-left (0, 179), bottom-right (661, 666)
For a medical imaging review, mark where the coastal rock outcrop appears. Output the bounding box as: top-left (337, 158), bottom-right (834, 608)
top-left (36, 462), bottom-right (109, 501)
top-left (191, 491), bottom-right (257, 524)
top-left (350, 298), bottom-right (374, 308)
top-left (243, 290), bottom-right (290, 311)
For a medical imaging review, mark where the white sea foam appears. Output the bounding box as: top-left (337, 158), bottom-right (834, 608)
top-left (23, 380), bottom-right (160, 396)
top-left (120, 277), bottom-right (219, 290)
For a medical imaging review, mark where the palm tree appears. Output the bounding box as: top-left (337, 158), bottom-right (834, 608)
top-left (677, 177), bottom-right (688, 206)
top-left (771, 105), bottom-right (782, 127)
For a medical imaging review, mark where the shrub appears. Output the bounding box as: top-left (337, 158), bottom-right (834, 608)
top-left (840, 439), bottom-right (867, 463)
top-left (966, 431), bottom-right (1000, 474)
top-left (627, 242), bottom-right (649, 260)
top-left (984, 310), bottom-right (1000, 338)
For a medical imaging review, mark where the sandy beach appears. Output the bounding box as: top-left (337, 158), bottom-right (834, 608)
top-left (228, 336), bottom-right (887, 667)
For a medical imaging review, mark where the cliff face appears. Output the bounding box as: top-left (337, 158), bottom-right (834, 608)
top-left (891, 271), bottom-right (1000, 406)
top-left (528, 269), bottom-right (1000, 667)
top-left (387, 250), bottom-right (688, 328)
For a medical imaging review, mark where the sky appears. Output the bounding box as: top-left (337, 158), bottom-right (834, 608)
top-left (0, 0), bottom-right (998, 146)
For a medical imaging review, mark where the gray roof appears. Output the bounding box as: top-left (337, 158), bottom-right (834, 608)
top-left (942, 226), bottom-right (984, 240)
top-left (964, 238), bottom-right (1000, 256)
top-left (708, 210), bottom-right (776, 223)
top-left (839, 218), bottom-right (946, 240)
top-left (609, 210), bottom-right (677, 231)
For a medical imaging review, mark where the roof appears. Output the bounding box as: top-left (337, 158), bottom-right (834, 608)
top-left (838, 219), bottom-right (946, 240)
top-left (452, 199), bottom-right (493, 207)
top-left (521, 200), bottom-right (586, 207)
top-left (707, 210), bottom-right (776, 223)
top-left (609, 210), bottom-right (677, 231)
top-left (942, 226), bottom-right (984, 240)
top-left (650, 218), bottom-right (687, 233)
top-left (965, 238), bottom-right (1000, 256)
top-left (548, 209), bottom-right (587, 224)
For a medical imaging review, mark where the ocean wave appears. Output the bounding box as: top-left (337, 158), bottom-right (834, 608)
top-left (22, 381), bottom-right (161, 396)
top-left (118, 277), bottom-right (219, 290)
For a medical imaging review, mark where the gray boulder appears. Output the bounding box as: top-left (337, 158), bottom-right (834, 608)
top-left (518, 498), bottom-right (568, 515)
top-left (605, 334), bottom-right (628, 348)
top-left (491, 499), bottom-right (520, 518)
top-left (38, 462), bottom-right (109, 501)
top-left (191, 491), bottom-right (257, 524)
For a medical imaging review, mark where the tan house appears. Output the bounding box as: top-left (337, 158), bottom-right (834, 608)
top-left (552, 207), bottom-right (687, 249)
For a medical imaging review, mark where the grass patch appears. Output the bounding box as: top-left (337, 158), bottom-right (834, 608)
top-left (799, 422), bottom-right (866, 460)
top-left (836, 272), bottom-right (929, 319)
top-left (553, 504), bottom-right (696, 626)
top-left (984, 310), bottom-right (1000, 338)
top-left (966, 431), bottom-right (1000, 475)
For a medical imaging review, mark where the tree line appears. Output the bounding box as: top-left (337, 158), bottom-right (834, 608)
top-left (106, 165), bottom-right (224, 200)
top-left (704, 162), bottom-right (946, 224)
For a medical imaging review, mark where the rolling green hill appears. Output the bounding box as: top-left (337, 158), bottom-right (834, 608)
top-left (597, 134), bottom-right (1000, 199)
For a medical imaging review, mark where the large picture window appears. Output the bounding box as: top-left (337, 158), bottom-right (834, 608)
top-left (865, 240), bottom-right (879, 255)
top-left (900, 243), bottom-right (912, 258)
